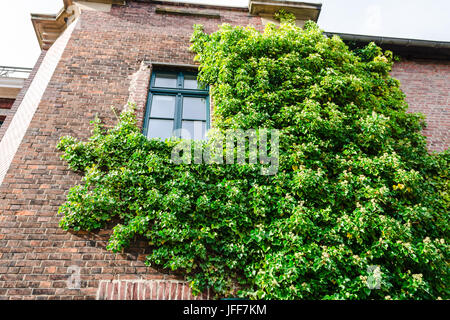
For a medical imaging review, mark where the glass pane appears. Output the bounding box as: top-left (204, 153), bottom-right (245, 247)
top-left (182, 97), bottom-right (207, 120)
top-left (148, 119), bottom-right (174, 140)
top-left (150, 95), bottom-right (175, 118)
top-left (181, 120), bottom-right (206, 140)
top-left (154, 73), bottom-right (177, 88)
top-left (184, 74), bottom-right (198, 89)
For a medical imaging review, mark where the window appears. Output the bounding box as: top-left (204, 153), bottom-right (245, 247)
top-left (143, 71), bottom-right (210, 140)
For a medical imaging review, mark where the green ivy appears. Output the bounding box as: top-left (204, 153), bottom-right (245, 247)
top-left (57, 21), bottom-right (449, 300)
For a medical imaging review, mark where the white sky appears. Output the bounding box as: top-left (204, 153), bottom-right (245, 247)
top-left (0, 0), bottom-right (449, 68)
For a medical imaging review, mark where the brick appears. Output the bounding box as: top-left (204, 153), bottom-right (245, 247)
top-left (97, 281), bottom-right (107, 300)
top-left (32, 288), bottom-right (56, 295)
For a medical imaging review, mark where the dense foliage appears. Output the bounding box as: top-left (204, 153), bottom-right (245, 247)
top-left (57, 19), bottom-right (449, 299)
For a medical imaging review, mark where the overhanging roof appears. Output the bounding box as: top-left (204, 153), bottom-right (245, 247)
top-left (325, 32), bottom-right (450, 59)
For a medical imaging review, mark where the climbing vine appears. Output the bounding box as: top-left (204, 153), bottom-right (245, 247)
top-left (57, 19), bottom-right (449, 299)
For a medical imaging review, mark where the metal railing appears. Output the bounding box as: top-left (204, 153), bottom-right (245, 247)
top-left (0, 66), bottom-right (32, 78)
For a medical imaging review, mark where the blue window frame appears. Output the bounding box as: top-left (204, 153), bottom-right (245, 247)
top-left (143, 71), bottom-right (210, 140)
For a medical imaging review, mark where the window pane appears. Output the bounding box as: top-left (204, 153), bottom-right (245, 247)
top-left (154, 73), bottom-right (177, 88)
top-left (184, 74), bottom-right (198, 89)
top-left (148, 119), bottom-right (174, 140)
top-left (182, 97), bottom-right (206, 120)
top-left (150, 95), bottom-right (175, 118)
top-left (181, 120), bottom-right (206, 140)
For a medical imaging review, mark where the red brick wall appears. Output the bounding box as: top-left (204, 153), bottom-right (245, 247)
top-left (391, 59), bottom-right (450, 152)
top-left (0, 1), bottom-right (262, 300)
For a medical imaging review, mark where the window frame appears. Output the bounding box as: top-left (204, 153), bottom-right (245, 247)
top-left (143, 70), bottom-right (210, 140)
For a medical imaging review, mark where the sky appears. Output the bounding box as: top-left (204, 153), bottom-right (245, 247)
top-left (0, 0), bottom-right (449, 69)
